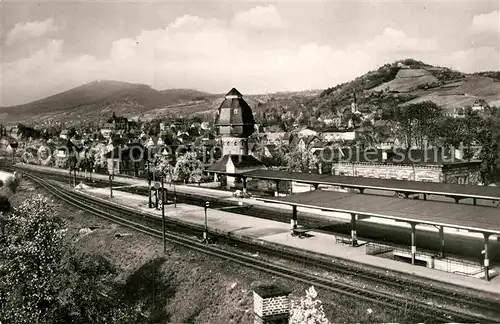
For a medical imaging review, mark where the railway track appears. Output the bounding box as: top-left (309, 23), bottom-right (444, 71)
top-left (7, 167), bottom-right (500, 305)
top-left (19, 170), bottom-right (500, 322)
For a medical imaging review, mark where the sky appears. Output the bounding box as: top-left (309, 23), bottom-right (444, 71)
top-left (1, 1), bottom-right (499, 106)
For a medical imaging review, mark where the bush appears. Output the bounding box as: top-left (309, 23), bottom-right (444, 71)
top-left (0, 195), bottom-right (10, 213)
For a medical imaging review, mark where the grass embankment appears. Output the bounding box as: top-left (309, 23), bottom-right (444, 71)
top-left (7, 179), bottom-right (420, 323)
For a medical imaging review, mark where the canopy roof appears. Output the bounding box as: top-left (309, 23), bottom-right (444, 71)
top-left (243, 170), bottom-right (500, 201)
top-left (258, 190), bottom-right (500, 235)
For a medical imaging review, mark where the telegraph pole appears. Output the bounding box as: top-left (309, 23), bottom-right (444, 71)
top-left (110, 160), bottom-right (114, 198)
top-left (173, 176), bottom-right (177, 208)
top-left (161, 177), bottom-right (166, 252)
top-left (147, 161), bottom-right (152, 208)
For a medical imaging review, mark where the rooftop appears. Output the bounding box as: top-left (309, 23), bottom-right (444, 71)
top-left (258, 189), bottom-right (500, 234)
top-left (225, 87), bottom-right (243, 98)
top-left (242, 170), bottom-right (500, 201)
top-left (253, 284), bottom-right (291, 298)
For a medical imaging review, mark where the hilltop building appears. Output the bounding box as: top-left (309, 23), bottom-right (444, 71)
top-left (207, 88), bottom-right (266, 188)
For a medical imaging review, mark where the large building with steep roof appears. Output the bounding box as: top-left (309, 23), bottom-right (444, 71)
top-left (208, 88), bottom-right (266, 188)
top-left (214, 88), bottom-right (256, 156)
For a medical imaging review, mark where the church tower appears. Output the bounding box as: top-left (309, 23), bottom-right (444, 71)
top-left (215, 88), bottom-right (256, 156)
top-left (350, 91), bottom-right (357, 113)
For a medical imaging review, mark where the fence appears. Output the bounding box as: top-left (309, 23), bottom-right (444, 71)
top-left (366, 242), bottom-right (484, 278)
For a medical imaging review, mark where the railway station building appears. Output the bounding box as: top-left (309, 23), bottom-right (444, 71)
top-left (207, 88), bottom-right (266, 188)
top-left (321, 147), bottom-right (482, 185)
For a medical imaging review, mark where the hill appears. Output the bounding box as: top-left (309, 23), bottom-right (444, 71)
top-left (0, 81), bottom-right (217, 124)
top-left (401, 75), bottom-right (500, 110)
top-left (370, 68), bottom-right (439, 93)
top-left (2, 59), bottom-right (499, 125)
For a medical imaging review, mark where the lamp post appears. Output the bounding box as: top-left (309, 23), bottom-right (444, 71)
top-left (109, 174), bottom-right (114, 197)
top-left (154, 182), bottom-right (160, 210)
top-left (9, 142), bottom-right (18, 165)
top-left (147, 160), bottom-right (152, 208)
top-left (204, 201), bottom-right (210, 243)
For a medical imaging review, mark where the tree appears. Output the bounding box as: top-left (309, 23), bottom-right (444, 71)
top-left (289, 286), bottom-right (330, 324)
top-left (173, 151), bottom-right (203, 184)
top-left (0, 195), bottom-right (67, 323)
top-left (154, 155), bottom-right (175, 183)
top-left (285, 147), bottom-right (318, 172)
top-left (90, 143), bottom-right (108, 171)
top-left (0, 195), bottom-right (146, 323)
top-left (476, 112), bottom-right (500, 183)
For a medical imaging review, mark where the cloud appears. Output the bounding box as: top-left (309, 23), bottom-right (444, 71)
top-left (470, 10), bottom-right (500, 33)
top-left (231, 5), bottom-right (284, 30)
top-left (1, 5), bottom-right (497, 106)
top-left (6, 18), bottom-right (57, 46)
top-left (444, 47), bottom-right (500, 73)
top-left (366, 27), bottom-right (438, 53)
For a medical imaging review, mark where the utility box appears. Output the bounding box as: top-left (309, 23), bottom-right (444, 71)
top-left (253, 284), bottom-right (291, 324)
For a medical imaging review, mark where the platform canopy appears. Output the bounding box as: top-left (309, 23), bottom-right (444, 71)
top-left (257, 190), bottom-right (500, 235)
top-left (244, 170), bottom-right (500, 202)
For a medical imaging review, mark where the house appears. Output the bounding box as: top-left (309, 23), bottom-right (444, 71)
top-left (444, 107), bottom-right (466, 118)
top-left (472, 99), bottom-right (489, 111)
top-left (250, 143), bottom-right (273, 159)
top-left (265, 132), bottom-right (287, 145)
top-left (104, 147), bottom-right (122, 174)
top-left (200, 131), bottom-right (217, 147)
top-left (298, 128), bottom-right (318, 138)
top-left (291, 135), bottom-right (321, 152)
top-left (323, 117), bottom-right (342, 127)
top-left (159, 122), bottom-right (169, 132)
top-left (8, 126), bottom-right (20, 140)
top-left (146, 136), bottom-right (159, 148)
top-left (207, 155), bottom-right (267, 187)
top-left (107, 112), bottom-right (130, 132)
top-left (178, 132), bottom-right (191, 144)
top-left (100, 125), bottom-right (113, 139)
top-left (55, 140), bottom-right (80, 168)
top-left (319, 128), bottom-right (356, 142)
top-left (323, 147), bottom-right (481, 185)
top-left (104, 143), bottom-right (153, 177)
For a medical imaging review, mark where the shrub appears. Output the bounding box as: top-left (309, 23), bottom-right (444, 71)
top-left (289, 286), bottom-right (330, 324)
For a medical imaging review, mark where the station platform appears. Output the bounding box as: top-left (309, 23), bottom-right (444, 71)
top-left (15, 164), bottom-right (500, 265)
top-left (70, 183), bottom-right (500, 297)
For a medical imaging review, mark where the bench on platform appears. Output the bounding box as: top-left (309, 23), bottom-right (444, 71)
top-left (291, 228), bottom-right (310, 239)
